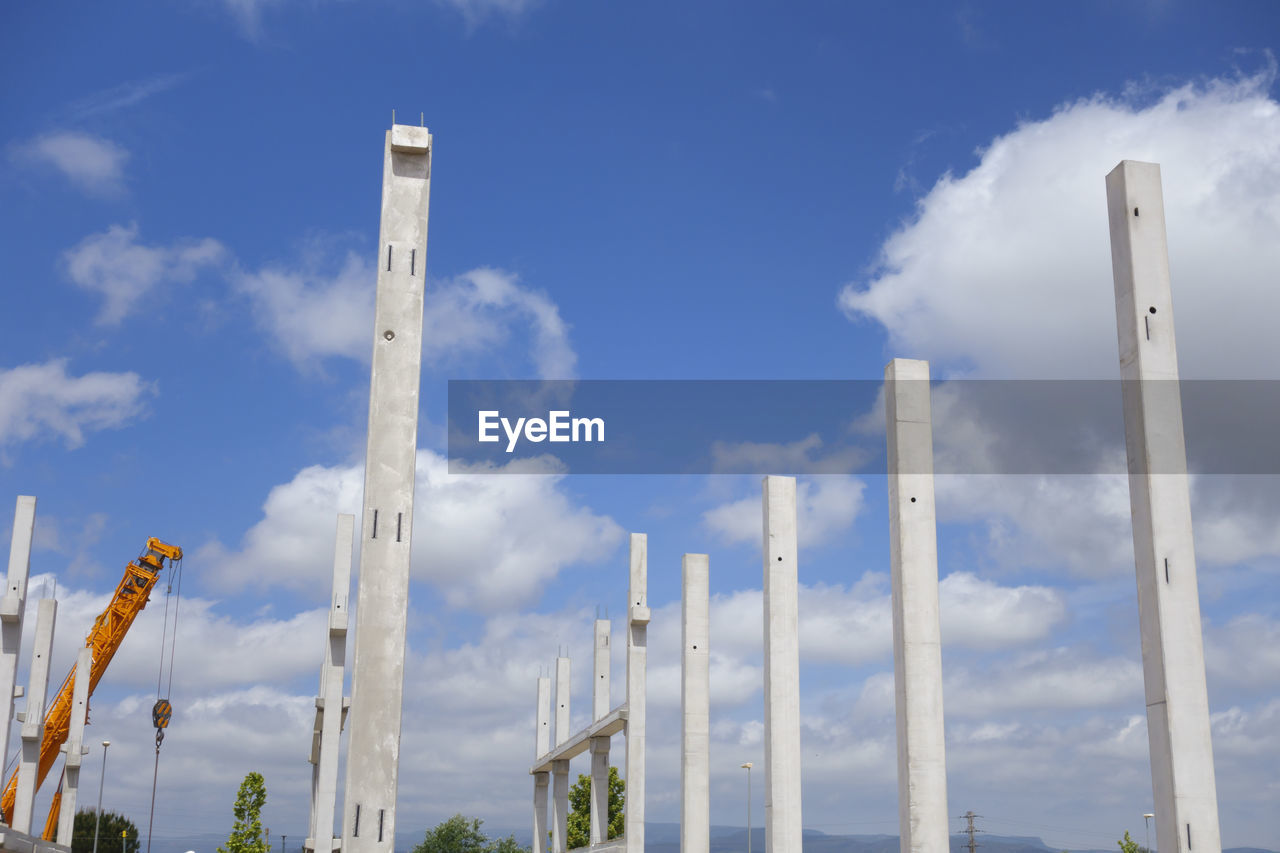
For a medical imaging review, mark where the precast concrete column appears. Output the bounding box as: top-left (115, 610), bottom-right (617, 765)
top-left (552, 658), bottom-right (570, 853)
top-left (343, 123), bottom-right (431, 853)
top-left (624, 534), bottom-right (648, 853)
top-left (1, 496), bottom-right (34, 777)
top-left (762, 477), bottom-right (801, 853)
top-left (590, 619), bottom-right (611, 846)
top-left (1106, 160), bottom-right (1222, 853)
top-left (13, 598), bottom-right (56, 833)
top-left (885, 359), bottom-right (950, 853)
top-left (533, 675), bottom-right (551, 853)
top-left (309, 514), bottom-right (354, 853)
top-left (56, 646), bottom-right (92, 845)
top-left (681, 554), bottom-right (710, 853)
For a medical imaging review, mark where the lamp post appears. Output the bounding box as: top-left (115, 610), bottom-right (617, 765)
top-left (1143, 813), bottom-right (1154, 853)
top-left (741, 762), bottom-right (753, 853)
top-left (93, 740), bottom-right (111, 853)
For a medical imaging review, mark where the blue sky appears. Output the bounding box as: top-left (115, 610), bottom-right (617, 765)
top-left (2, 1), bottom-right (1279, 849)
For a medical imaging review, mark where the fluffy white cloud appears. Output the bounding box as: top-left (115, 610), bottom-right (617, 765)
top-left (0, 359), bottom-right (153, 453)
top-left (201, 449), bottom-right (622, 610)
top-left (12, 131), bottom-right (129, 195)
top-left (235, 257), bottom-right (578, 378)
top-left (702, 476), bottom-right (866, 547)
top-left (64, 223), bottom-right (225, 324)
top-left (841, 68), bottom-right (1280, 380)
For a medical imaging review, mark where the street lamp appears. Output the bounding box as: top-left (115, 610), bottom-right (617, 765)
top-left (741, 763), bottom-right (753, 853)
top-left (1143, 813), bottom-right (1155, 853)
top-left (93, 740), bottom-right (111, 853)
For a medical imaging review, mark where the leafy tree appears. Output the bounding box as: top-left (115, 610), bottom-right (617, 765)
top-left (1118, 831), bottom-right (1149, 853)
top-left (566, 766), bottom-right (625, 850)
top-left (71, 809), bottom-right (140, 853)
top-left (218, 772), bottom-right (271, 853)
top-left (411, 814), bottom-right (525, 853)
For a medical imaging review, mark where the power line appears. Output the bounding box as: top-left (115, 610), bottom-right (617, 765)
top-left (962, 811), bottom-right (983, 853)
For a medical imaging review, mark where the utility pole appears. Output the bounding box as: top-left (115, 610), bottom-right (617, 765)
top-left (282, 835), bottom-right (287, 853)
top-left (962, 811), bottom-right (981, 853)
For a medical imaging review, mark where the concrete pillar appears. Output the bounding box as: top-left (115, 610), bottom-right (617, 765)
top-left (1106, 160), bottom-right (1222, 853)
top-left (885, 359), bottom-right (950, 853)
top-left (56, 646), bottom-right (92, 845)
top-left (552, 657), bottom-right (570, 853)
top-left (681, 554), bottom-right (710, 853)
top-left (308, 514), bottom-right (354, 853)
top-left (762, 476), bottom-right (801, 853)
top-left (590, 619), bottom-right (611, 847)
top-left (342, 123), bottom-right (431, 853)
top-left (1, 496), bottom-right (34, 778)
top-left (533, 676), bottom-right (551, 853)
top-left (12, 598), bottom-right (55, 834)
top-left (624, 533), bottom-right (648, 853)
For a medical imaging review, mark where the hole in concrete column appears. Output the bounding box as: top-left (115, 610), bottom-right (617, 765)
top-left (692, 644), bottom-right (697, 649)
top-left (777, 556), bottom-right (782, 561)
top-left (910, 497), bottom-right (917, 503)
top-left (1134, 207), bottom-right (1140, 217)
top-left (386, 246), bottom-right (393, 270)
top-left (1149, 306), bottom-right (1157, 314)
top-left (384, 330), bottom-right (395, 341)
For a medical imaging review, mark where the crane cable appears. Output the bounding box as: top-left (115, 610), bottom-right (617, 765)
top-left (146, 556), bottom-right (182, 853)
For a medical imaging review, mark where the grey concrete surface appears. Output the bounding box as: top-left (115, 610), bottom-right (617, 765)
top-left (762, 477), bottom-right (801, 853)
top-left (680, 554), bottom-right (709, 853)
top-left (55, 647), bottom-right (91, 846)
top-left (1, 496), bottom-right (34, 782)
top-left (625, 534), bottom-right (648, 853)
top-left (12, 599), bottom-right (55, 834)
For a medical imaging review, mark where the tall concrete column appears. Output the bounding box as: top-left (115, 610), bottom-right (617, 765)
top-left (552, 657), bottom-right (570, 853)
top-left (590, 618), bottom-right (611, 847)
top-left (56, 646), bottom-right (92, 845)
top-left (12, 598), bottom-right (55, 834)
top-left (1106, 160), bottom-right (1222, 853)
top-left (534, 676), bottom-right (551, 853)
top-left (309, 514), bottom-right (354, 853)
top-left (762, 476), bottom-right (801, 853)
top-left (342, 122), bottom-right (431, 853)
top-left (885, 359), bottom-right (950, 853)
top-left (624, 534), bottom-right (648, 853)
top-left (681, 554), bottom-right (710, 853)
top-left (1, 496), bottom-right (34, 778)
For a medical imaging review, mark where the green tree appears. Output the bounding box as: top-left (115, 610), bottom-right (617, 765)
top-left (411, 815), bottom-right (526, 853)
top-left (71, 809), bottom-right (140, 853)
top-left (218, 772), bottom-right (271, 853)
top-left (1118, 831), bottom-right (1149, 853)
top-left (566, 766), bottom-right (625, 850)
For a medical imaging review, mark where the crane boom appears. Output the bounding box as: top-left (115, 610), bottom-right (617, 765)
top-left (0, 537), bottom-right (182, 828)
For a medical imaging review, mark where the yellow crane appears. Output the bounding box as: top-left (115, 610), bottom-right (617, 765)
top-left (0, 537), bottom-right (183, 834)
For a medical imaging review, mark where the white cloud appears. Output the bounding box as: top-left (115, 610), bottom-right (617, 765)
top-left (12, 131), bottom-right (129, 195)
top-left (1204, 613), bottom-right (1280, 688)
top-left (0, 360), bottom-right (153, 454)
top-left (436, 0), bottom-right (540, 28)
top-left (201, 449), bottom-right (622, 610)
top-left (702, 476), bottom-right (867, 547)
top-left (235, 257), bottom-right (578, 378)
top-left (64, 223), bottom-right (225, 325)
top-left (840, 67), bottom-right (1280, 379)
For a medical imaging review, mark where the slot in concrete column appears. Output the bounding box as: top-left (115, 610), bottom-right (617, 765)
top-left (309, 514), bottom-right (354, 853)
top-left (885, 359), bottom-right (950, 853)
top-left (681, 554), bottom-right (710, 853)
top-left (533, 676), bottom-right (551, 853)
top-left (624, 533), bottom-right (648, 853)
top-left (762, 476), bottom-right (801, 853)
top-left (590, 618), bottom-right (611, 846)
top-left (56, 646), bottom-right (92, 845)
top-left (12, 598), bottom-right (56, 834)
top-left (552, 657), bottom-right (570, 853)
top-left (1, 495), bottom-right (34, 778)
top-left (1106, 160), bottom-right (1222, 853)
top-left (343, 123), bottom-right (432, 853)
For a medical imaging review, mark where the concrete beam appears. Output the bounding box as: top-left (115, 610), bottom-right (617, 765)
top-left (533, 676), bottom-right (551, 853)
top-left (762, 477), bottom-right (802, 853)
top-left (624, 534), bottom-right (647, 853)
top-left (55, 647), bottom-right (92, 846)
top-left (2, 496), bottom-right (35, 777)
top-left (681, 554), bottom-right (710, 853)
top-left (342, 123), bottom-right (432, 853)
top-left (885, 359), bottom-right (950, 853)
top-left (1106, 160), bottom-right (1222, 853)
top-left (12, 599), bottom-right (56, 834)
top-left (530, 707), bottom-right (628, 773)
top-left (308, 514), bottom-right (354, 853)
